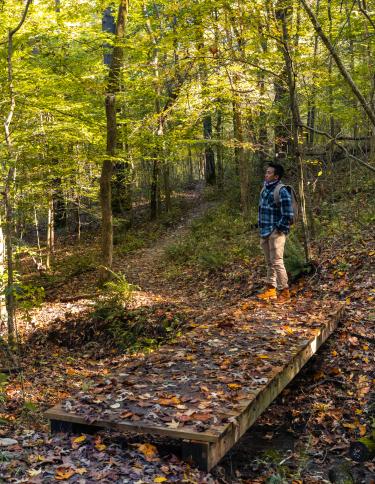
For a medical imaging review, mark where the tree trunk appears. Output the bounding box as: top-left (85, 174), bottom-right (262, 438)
top-left (278, 1), bottom-right (311, 261)
top-left (300, 0), bottom-right (375, 127)
top-left (2, 0), bottom-right (33, 344)
top-left (46, 192), bottom-right (55, 270)
top-left (215, 108), bottom-right (224, 190)
top-left (163, 164), bottom-right (171, 212)
top-left (188, 146), bottom-right (194, 183)
top-left (150, 158), bottom-right (158, 220)
top-left (233, 99), bottom-right (250, 216)
top-left (0, 222), bottom-right (7, 328)
top-left (203, 115), bottom-right (216, 185)
top-left (99, 0), bottom-right (128, 284)
top-left (306, 0), bottom-right (320, 145)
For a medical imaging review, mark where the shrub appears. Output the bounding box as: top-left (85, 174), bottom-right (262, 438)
top-left (284, 233), bottom-right (311, 280)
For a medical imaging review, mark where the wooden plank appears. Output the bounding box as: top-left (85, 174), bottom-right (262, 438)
top-left (46, 404), bottom-right (219, 443)
top-left (46, 305), bottom-right (344, 471)
top-left (203, 304), bottom-right (345, 470)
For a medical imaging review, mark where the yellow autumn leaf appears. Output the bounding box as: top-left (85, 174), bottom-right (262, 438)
top-left (28, 469), bottom-right (41, 477)
top-left (342, 423), bottom-right (356, 430)
top-left (72, 435), bottom-right (86, 445)
top-left (331, 350), bottom-right (338, 357)
top-left (95, 443), bottom-right (107, 451)
top-left (227, 383), bottom-right (241, 390)
top-left (136, 443), bottom-right (158, 458)
top-left (363, 345), bottom-right (369, 351)
top-left (154, 477), bottom-right (168, 483)
top-left (76, 468), bottom-right (87, 475)
top-left (257, 354), bottom-right (270, 359)
top-left (359, 424), bottom-right (367, 437)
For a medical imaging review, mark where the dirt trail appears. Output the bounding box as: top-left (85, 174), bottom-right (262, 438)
top-left (113, 190), bottom-right (220, 313)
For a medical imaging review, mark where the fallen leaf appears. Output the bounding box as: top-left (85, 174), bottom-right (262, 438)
top-left (55, 467), bottom-right (75, 480)
top-left (166, 419), bottom-right (180, 428)
top-left (157, 396), bottom-right (181, 406)
top-left (227, 383), bottom-right (241, 390)
top-left (135, 443), bottom-right (158, 458)
top-left (72, 435), bottom-right (86, 448)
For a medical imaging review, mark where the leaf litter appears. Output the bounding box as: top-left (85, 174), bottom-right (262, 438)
top-left (0, 204), bottom-right (374, 483)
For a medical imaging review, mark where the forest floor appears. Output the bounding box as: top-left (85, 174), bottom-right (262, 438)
top-left (0, 187), bottom-right (374, 483)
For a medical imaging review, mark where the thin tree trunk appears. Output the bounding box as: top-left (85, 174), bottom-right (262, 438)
top-left (163, 164), bottom-right (171, 212)
top-left (34, 208), bottom-right (43, 270)
top-left (150, 159), bottom-right (158, 220)
top-left (216, 108), bottom-right (224, 190)
top-left (278, 1), bottom-right (311, 261)
top-left (46, 193), bottom-right (54, 270)
top-left (306, 0), bottom-right (320, 145)
top-left (0, 222), bottom-right (7, 328)
top-left (2, 0), bottom-right (33, 344)
top-left (203, 115), bottom-right (216, 185)
top-left (99, 0), bottom-right (128, 284)
top-left (256, 24), bottom-right (268, 175)
top-left (300, 0), bottom-right (375, 127)
top-left (233, 98), bottom-right (250, 216)
top-left (77, 192), bottom-right (81, 243)
top-left (188, 146), bottom-right (194, 183)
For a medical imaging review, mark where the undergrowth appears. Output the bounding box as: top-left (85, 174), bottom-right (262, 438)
top-left (164, 202), bottom-right (259, 272)
top-left (163, 201), bottom-right (309, 278)
top-left (34, 270), bottom-right (185, 354)
top-left (114, 196), bottom-right (196, 256)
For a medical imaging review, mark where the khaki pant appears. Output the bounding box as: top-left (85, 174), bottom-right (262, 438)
top-left (260, 230), bottom-right (288, 290)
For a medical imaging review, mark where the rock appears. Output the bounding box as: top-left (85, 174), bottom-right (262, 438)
top-left (0, 438), bottom-right (18, 447)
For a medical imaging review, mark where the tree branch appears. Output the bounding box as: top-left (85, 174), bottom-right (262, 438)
top-left (302, 124), bottom-right (375, 173)
top-left (299, 0), bottom-right (375, 127)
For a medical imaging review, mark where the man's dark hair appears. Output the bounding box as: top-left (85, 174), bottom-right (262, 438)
top-left (268, 163), bottom-right (284, 179)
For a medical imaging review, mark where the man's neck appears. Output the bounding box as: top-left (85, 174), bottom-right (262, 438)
top-left (265, 179), bottom-right (280, 188)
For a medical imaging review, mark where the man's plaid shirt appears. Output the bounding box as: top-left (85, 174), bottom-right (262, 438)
top-left (258, 180), bottom-right (294, 237)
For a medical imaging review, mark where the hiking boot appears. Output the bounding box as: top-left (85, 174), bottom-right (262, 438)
top-left (257, 286), bottom-right (277, 300)
top-left (277, 288), bottom-right (291, 302)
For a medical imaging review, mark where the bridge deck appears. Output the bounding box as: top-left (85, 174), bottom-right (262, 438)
top-left (46, 300), bottom-right (344, 471)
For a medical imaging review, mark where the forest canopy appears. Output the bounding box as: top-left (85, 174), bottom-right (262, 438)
top-left (0, 0), bottom-right (374, 339)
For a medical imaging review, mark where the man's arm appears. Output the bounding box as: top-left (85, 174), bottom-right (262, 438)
top-left (276, 187), bottom-right (293, 233)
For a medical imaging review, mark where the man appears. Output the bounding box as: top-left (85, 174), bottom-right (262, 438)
top-left (257, 163), bottom-right (294, 301)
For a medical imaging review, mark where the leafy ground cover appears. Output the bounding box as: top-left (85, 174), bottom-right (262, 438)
top-left (0, 190), bottom-right (374, 483)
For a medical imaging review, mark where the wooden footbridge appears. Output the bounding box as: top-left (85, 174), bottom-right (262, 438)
top-left (46, 299), bottom-right (344, 471)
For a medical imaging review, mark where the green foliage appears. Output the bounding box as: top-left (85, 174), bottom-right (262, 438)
top-left (284, 233), bottom-right (311, 280)
top-left (93, 299), bottom-right (183, 353)
top-left (102, 270), bottom-right (138, 305)
top-left (61, 253), bottom-right (98, 278)
top-left (22, 400), bottom-right (38, 413)
top-left (0, 373), bottom-right (8, 405)
top-left (164, 203), bottom-right (258, 272)
top-left (107, 309), bottom-right (182, 353)
top-left (92, 271), bottom-right (183, 352)
top-left (13, 283), bottom-right (45, 312)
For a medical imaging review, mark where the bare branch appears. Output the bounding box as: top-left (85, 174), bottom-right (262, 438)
top-left (302, 124), bottom-right (375, 173)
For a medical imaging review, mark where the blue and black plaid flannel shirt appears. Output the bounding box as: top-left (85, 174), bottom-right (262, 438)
top-left (258, 180), bottom-right (294, 238)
